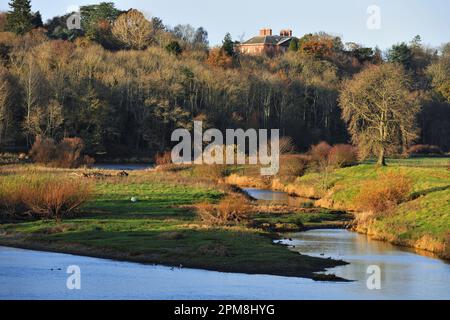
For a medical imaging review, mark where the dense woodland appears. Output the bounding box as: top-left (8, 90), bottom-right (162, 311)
top-left (0, 1), bottom-right (449, 159)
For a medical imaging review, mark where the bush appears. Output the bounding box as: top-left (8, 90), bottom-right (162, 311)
top-left (0, 179), bottom-right (26, 218)
top-left (165, 41), bottom-right (182, 55)
top-left (279, 136), bottom-right (296, 154)
top-left (278, 154), bottom-right (310, 178)
top-left (29, 136), bottom-right (94, 168)
top-left (309, 142), bottom-right (357, 170)
top-left (407, 144), bottom-right (443, 156)
top-left (310, 141), bottom-right (332, 165)
top-left (29, 136), bottom-right (57, 164)
top-left (196, 195), bottom-right (251, 226)
top-left (21, 177), bottom-right (93, 222)
top-left (355, 172), bottom-right (413, 214)
top-left (328, 144), bottom-right (358, 167)
top-left (154, 151), bottom-right (173, 166)
top-left (56, 138), bottom-right (87, 168)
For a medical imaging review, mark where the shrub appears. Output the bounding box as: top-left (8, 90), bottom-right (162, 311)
top-left (355, 172), bottom-right (413, 215)
top-left (196, 195), bottom-right (251, 226)
top-left (279, 136), bottom-right (296, 154)
top-left (29, 136), bottom-right (94, 168)
top-left (56, 138), bottom-right (86, 168)
top-left (206, 48), bottom-right (233, 68)
top-left (328, 144), bottom-right (358, 167)
top-left (0, 179), bottom-right (26, 218)
top-left (83, 155), bottom-right (96, 167)
top-left (309, 142), bottom-right (357, 170)
top-left (278, 154), bottom-right (310, 178)
top-left (165, 41), bottom-right (182, 55)
top-left (407, 144), bottom-right (443, 156)
top-left (29, 136), bottom-right (57, 164)
top-left (310, 141), bottom-right (332, 165)
top-left (21, 177), bottom-right (93, 222)
top-left (154, 151), bottom-right (173, 166)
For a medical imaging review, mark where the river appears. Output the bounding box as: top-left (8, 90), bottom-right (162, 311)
top-left (243, 188), bottom-right (313, 206)
top-left (1, 188), bottom-right (449, 300)
top-left (1, 232), bottom-right (449, 300)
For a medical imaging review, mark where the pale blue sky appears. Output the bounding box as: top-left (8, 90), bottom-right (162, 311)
top-left (1, 0), bottom-right (449, 49)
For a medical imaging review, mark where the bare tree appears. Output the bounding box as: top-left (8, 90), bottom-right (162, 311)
top-left (0, 67), bottom-right (12, 145)
top-left (112, 9), bottom-right (152, 50)
top-left (22, 100), bottom-right (63, 140)
top-left (339, 63), bottom-right (420, 166)
top-left (17, 52), bottom-right (44, 146)
top-left (426, 44), bottom-right (450, 103)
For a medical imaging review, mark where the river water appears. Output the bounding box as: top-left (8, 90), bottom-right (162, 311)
top-left (244, 188), bottom-right (313, 206)
top-left (92, 163), bottom-right (153, 171)
top-left (1, 231), bottom-right (449, 300)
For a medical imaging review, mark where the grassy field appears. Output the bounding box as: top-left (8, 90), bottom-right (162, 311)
top-left (0, 165), bottom-right (348, 280)
top-left (291, 158), bottom-right (450, 258)
top-left (362, 188), bottom-right (450, 255)
top-left (296, 163), bottom-right (450, 207)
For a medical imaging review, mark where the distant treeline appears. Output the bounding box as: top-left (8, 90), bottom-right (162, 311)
top-left (0, 1), bottom-right (449, 157)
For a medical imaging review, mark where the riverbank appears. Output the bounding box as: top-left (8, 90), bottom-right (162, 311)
top-left (228, 158), bottom-right (450, 259)
top-left (0, 164), bottom-right (349, 281)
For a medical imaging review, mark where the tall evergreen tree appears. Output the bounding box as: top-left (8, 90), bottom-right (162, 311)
top-left (6, 0), bottom-right (33, 35)
top-left (387, 42), bottom-right (413, 69)
top-left (288, 38), bottom-right (299, 52)
top-left (222, 33), bottom-right (235, 57)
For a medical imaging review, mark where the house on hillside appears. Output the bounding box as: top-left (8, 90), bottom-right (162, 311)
top-left (237, 28), bottom-right (297, 56)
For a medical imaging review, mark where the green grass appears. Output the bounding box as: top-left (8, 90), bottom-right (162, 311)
top-left (296, 161), bottom-right (450, 208)
top-left (294, 157), bottom-right (450, 258)
top-left (368, 189), bottom-right (450, 243)
top-left (364, 157), bottom-right (450, 167)
top-left (0, 166), bottom-right (346, 279)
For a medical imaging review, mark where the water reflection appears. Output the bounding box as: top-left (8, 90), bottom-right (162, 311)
top-left (244, 188), bottom-right (312, 207)
top-left (1, 235), bottom-right (449, 300)
top-left (282, 229), bottom-right (450, 299)
top-left (92, 164), bottom-right (152, 171)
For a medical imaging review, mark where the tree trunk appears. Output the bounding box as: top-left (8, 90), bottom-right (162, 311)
top-left (377, 148), bottom-right (386, 166)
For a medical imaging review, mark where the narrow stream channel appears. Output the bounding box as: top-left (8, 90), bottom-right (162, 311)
top-left (92, 163), bottom-right (153, 171)
top-left (243, 188), bottom-right (313, 206)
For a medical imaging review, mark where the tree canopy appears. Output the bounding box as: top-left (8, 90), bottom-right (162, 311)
top-left (6, 0), bottom-right (34, 34)
top-left (339, 64), bottom-right (420, 165)
top-left (0, 1), bottom-right (448, 158)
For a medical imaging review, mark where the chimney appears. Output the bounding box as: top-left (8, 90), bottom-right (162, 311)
top-left (280, 29), bottom-right (293, 37)
top-left (259, 28), bottom-right (273, 36)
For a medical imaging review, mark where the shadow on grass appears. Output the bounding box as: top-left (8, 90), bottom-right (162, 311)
top-left (410, 184), bottom-right (450, 200)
